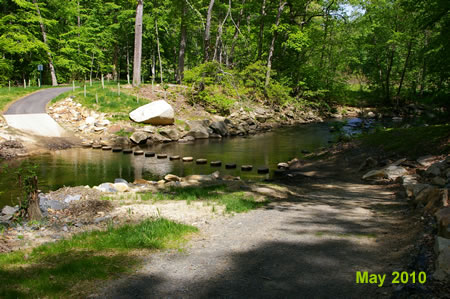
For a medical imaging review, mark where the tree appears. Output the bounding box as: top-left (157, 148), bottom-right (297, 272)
top-left (204, 0), bottom-right (214, 62)
top-left (133, 0), bottom-right (144, 86)
top-left (265, 0), bottom-right (286, 87)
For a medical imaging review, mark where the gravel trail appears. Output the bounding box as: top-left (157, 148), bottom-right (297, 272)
top-left (96, 168), bottom-right (417, 298)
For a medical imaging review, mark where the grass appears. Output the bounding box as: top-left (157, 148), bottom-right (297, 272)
top-left (0, 218), bottom-right (197, 298)
top-left (51, 81), bottom-right (149, 122)
top-left (358, 124), bottom-right (450, 159)
top-left (136, 184), bottom-right (267, 213)
top-left (0, 86), bottom-right (54, 111)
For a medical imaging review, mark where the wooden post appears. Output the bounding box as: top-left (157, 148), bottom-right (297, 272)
top-left (118, 83), bottom-right (120, 96)
top-left (73, 80), bottom-right (75, 92)
top-left (28, 79), bottom-right (31, 87)
top-left (84, 84), bottom-right (86, 97)
top-left (96, 92), bottom-right (98, 104)
top-left (101, 74), bottom-right (104, 89)
top-left (137, 92), bottom-right (139, 104)
top-left (24, 79), bottom-right (26, 88)
top-left (9, 81), bottom-right (11, 92)
top-left (127, 74), bottom-right (130, 85)
top-left (38, 79), bottom-right (41, 87)
top-left (90, 75), bottom-right (92, 87)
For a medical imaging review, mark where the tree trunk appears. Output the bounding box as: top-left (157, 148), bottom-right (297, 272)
top-left (112, 44), bottom-right (119, 81)
top-left (33, 0), bottom-right (58, 86)
top-left (229, 0), bottom-right (245, 66)
top-left (126, 38), bottom-right (130, 84)
top-left (397, 39), bottom-right (412, 97)
top-left (204, 0), bottom-right (215, 62)
top-left (419, 31), bottom-right (429, 97)
top-left (265, 0), bottom-right (286, 87)
top-left (213, 3), bottom-right (230, 61)
top-left (132, 0), bottom-right (144, 87)
top-left (177, 1), bottom-right (187, 84)
top-left (155, 19), bottom-right (163, 84)
top-left (257, 0), bottom-right (267, 61)
top-left (385, 46), bottom-right (395, 103)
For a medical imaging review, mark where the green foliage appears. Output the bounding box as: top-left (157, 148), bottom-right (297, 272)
top-left (0, 218), bottom-right (197, 298)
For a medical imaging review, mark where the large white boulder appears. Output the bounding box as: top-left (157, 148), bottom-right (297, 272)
top-left (129, 100), bottom-right (174, 125)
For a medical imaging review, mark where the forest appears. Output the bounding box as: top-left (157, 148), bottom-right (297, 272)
top-left (0, 0), bottom-right (448, 109)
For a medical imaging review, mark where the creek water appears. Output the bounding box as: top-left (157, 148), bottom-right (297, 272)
top-left (0, 118), bottom-right (377, 208)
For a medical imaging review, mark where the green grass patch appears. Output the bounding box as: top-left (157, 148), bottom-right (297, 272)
top-left (137, 184), bottom-right (267, 213)
top-left (51, 82), bottom-right (147, 122)
top-left (0, 86), bottom-right (53, 111)
top-left (0, 218), bottom-right (197, 298)
top-left (358, 124), bottom-right (450, 158)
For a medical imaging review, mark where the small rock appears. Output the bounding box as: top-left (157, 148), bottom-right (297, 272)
top-left (114, 178), bottom-right (128, 184)
top-left (426, 163), bottom-right (442, 177)
top-left (164, 174), bottom-right (181, 182)
top-left (277, 162), bottom-right (289, 169)
top-left (159, 128), bottom-right (180, 141)
top-left (432, 176), bottom-right (447, 187)
top-left (94, 216), bottom-right (112, 224)
top-left (1, 205), bottom-right (18, 216)
top-left (96, 183), bottom-right (117, 193)
top-left (113, 183), bottom-right (130, 192)
top-left (64, 195), bottom-right (82, 204)
top-left (46, 200), bottom-right (68, 211)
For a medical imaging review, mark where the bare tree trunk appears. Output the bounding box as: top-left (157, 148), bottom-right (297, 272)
top-left (204, 0), bottom-right (215, 62)
top-left (177, 1), bottom-right (187, 84)
top-left (385, 46), bottom-right (395, 103)
top-left (112, 45), bottom-right (119, 81)
top-left (152, 54), bottom-right (155, 90)
top-left (419, 31), bottom-right (429, 97)
top-left (132, 0), bottom-right (144, 87)
top-left (257, 0), bottom-right (267, 61)
top-left (27, 176), bottom-right (42, 221)
top-left (33, 0), bottom-right (58, 86)
top-left (397, 39), bottom-right (412, 97)
top-left (126, 38), bottom-right (130, 83)
top-left (229, 0), bottom-right (246, 67)
top-left (155, 19), bottom-right (163, 84)
top-left (265, 1), bottom-right (286, 87)
top-left (213, 3), bottom-right (230, 61)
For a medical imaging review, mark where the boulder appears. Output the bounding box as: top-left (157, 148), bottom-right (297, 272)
top-left (426, 163), bottom-right (442, 177)
top-left (436, 207), bottom-right (450, 238)
top-left (404, 183), bottom-right (429, 198)
top-left (415, 186), bottom-right (440, 206)
top-left (44, 200), bottom-right (68, 211)
top-left (130, 132), bottom-right (149, 144)
top-left (149, 134), bottom-right (172, 143)
top-left (159, 128), bottom-right (180, 141)
top-left (277, 162), bottom-right (289, 169)
top-left (184, 120), bottom-right (209, 139)
top-left (164, 174), bottom-right (181, 182)
top-left (432, 176), bottom-right (447, 187)
top-left (434, 236), bottom-right (450, 280)
top-left (129, 100), bottom-right (175, 125)
top-left (417, 155), bottom-right (435, 167)
top-left (210, 121), bottom-right (229, 136)
top-left (362, 166), bottom-right (407, 180)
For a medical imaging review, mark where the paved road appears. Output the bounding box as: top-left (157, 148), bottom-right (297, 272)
top-left (4, 87), bottom-right (72, 114)
top-left (3, 87), bottom-right (72, 137)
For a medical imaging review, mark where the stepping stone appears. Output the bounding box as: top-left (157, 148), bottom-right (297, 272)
top-left (145, 152), bottom-right (155, 157)
top-left (157, 154), bottom-right (167, 159)
top-left (134, 150), bottom-right (144, 155)
top-left (81, 142), bottom-right (92, 148)
top-left (225, 163), bottom-right (237, 169)
top-left (257, 167), bottom-right (269, 174)
top-left (182, 157), bottom-right (194, 162)
top-left (241, 165), bottom-right (253, 171)
top-left (92, 144), bottom-right (102, 149)
top-left (170, 155), bottom-right (180, 160)
top-left (112, 147), bottom-right (123, 152)
top-left (277, 162), bottom-right (289, 169)
top-left (196, 159), bottom-right (207, 165)
top-left (102, 146), bottom-right (112, 151)
top-left (211, 161), bottom-right (222, 167)
top-left (123, 149), bottom-right (133, 154)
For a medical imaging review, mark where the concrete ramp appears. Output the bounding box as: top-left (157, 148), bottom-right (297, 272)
top-left (3, 114), bottom-right (67, 137)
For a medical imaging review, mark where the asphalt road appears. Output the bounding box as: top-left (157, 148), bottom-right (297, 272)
top-left (4, 87), bottom-right (72, 114)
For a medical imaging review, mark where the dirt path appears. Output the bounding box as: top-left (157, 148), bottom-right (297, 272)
top-left (95, 159), bottom-right (419, 298)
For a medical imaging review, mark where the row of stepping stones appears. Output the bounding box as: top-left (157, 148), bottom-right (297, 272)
top-left (84, 143), bottom-right (288, 175)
